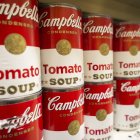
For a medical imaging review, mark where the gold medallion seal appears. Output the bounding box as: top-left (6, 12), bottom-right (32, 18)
top-left (4, 33), bottom-right (26, 55)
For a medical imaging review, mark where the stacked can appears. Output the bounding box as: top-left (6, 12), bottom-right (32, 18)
top-left (39, 3), bottom-right (84, 140)
top-left (113, 22), bottom-right (140, 130)
top-left (83, 13), bottom-right (114, 140)
top-left (0, 0), bottom-right (43, 139)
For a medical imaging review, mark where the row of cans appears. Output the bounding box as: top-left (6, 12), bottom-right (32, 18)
top-left (0, 82), bottom-right (139, 139)
top-left (0, 0), bottom-right (140, 97)
top-left (0, 1), bottom-right (140, 140)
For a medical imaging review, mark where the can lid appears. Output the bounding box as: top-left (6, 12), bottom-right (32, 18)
top-left (43, 85), bottom-right (83, 92)
top-left (0, 91), bottom-right (42, 106)
top-left (83, 12), bottom-right (112, 19)
top-left (39, 2), bottom-right (81, 11)
top-left (115, 21), bottom-right (140, 25)
top-left (84, 81), bottom-right (113, 85)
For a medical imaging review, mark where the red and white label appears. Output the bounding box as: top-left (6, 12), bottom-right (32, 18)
top-left (114, 78), bottom-right (140, 130)
top-left (39, 5), bottom-right (84, 89)
top-left (0, 95), bottom-right (43, 140)
top-left (83, 16), bottom-right (113, 82)
top-left (84, 83), bottom-right (113, 140)
top-left (113, 24), bottom-right (140, 78)
top-left (43, 89), bottom-right (84, 140)
top-left (0, 0), bottom-right (41, 99)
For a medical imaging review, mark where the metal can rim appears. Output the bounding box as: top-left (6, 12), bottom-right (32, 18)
top-left (115, 21), bottom-right (140, 25)
top-left (43, 85), bottom-right (83, 92)
top-left (114, 77), bottom-right (140, 80)
top-left (0, 90), bottom-right (42, 105)
top-left (84, 81), bottom-right (113, 85)
top-left (83, 12), bottom-right (112, 19)
top-left (39, 2), bottom-right (81, 11)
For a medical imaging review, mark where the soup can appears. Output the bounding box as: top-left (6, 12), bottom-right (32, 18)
top-left (83, 13), bottom-right (113, 83)
top-left (0, 0), bottom-right (41, 99)
top-left (39, 3), bottom-right (84, 89)
top-left (0, 92), bottom-right (43, 140)
top-left (42, 88), bottom-right (84, 140)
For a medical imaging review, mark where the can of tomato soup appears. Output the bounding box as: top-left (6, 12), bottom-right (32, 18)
top-left (114, 78), bottom-right (140, 130)
top-left (42, 88), bottom-right (84, 140)
top-left (113, 22), bottom-right (140, 78)
top-left (83, 13), bottom-right (113, 83)
top-left (39, 3), bottom-right (84, 89)
top-left (0, 92), bottom-right (43, 140)
top-left (0, 0), bottom-right (41, 99)
top-left (84, 82), bottom-right (113, 140)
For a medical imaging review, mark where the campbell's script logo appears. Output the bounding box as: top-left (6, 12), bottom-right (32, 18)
top-left (39, 12), bottom-right (82, 29)
top-left (83, 20), bottom-right (113, 35)
top-left (115, 27), bottom-right (140, 39)
top-left (84, 87), bottom-right (113, 102)
top-left (0, 1), bottom-right (38, 22)
top-left (48, 94), bottom-right (84, 112)
top-left (0, 103), bottom-right (42, 133)
top-left (121, 82), bottom-right (140, 93)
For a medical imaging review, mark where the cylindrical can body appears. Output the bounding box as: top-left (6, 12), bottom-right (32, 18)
top-left (84, 82), bottom-right (114, 140)
top-left (43, 88), bottom-right (84, 140)
top-left (113, 23), bottom-right (140, 78)
top-left (83, 14), bottom-right (113, 83)
top-left (0, 0), bottom-right (41, 99)
top-left (114, 78), bottom-right (140, 130)
top-left (0, 92), bottom-right (43, 140)
top-left (39, 4), bottom-right (84, 89)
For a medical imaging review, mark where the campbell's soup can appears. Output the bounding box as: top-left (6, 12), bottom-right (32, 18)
top-left (0, 92), bottom-right (43, 140)
top-left (84, 82), bottom-right (113, 140)
top-left (39, 3), bottom-right (84, 89)
top-left (113, 23), bottom-right (140, 78)
top-left (83, 13), bottom-right (113, 83)
top-left (0, 0), bottom-right (41, 99)
top-left (42, 88), bottom-right (84, 140)
top-left (114, 78), bottom-right (140, 130)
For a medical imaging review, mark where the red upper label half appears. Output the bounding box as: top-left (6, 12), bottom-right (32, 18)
top-left (84, 83), bottom-right (113, 116)
top-left (0, 0), bottom-right (39, 47)
top-left (43, 89), bottom-right (84, 131)
top-left (0, 95), bottom-right (42, 140)
top-left (113, 24), bottom-right (140, 51)
top-left (39, 6), bottom-right (82, 49)
top-left (115, 78), bottom-right (140, 105)
top-left (83, 17), bottom-right (113, 50)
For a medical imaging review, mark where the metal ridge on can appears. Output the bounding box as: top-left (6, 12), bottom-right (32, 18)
top-left (0, 90), bottom-right (42, 105)
top-left (43, 84), bottom-right (84, 92)
top-left (115, 21), bottom-right (140, 25)
top-left (39, 2), bottom-right (81, 11)
top-left (83, 12), bottom-right (112, 19)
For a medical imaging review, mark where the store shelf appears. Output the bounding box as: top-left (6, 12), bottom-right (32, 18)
top-left (39, 0), bottom-right (140, 21)
top-left (113, 129), bottom-right (140, 140)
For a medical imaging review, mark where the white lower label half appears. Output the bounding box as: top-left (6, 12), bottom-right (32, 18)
top-left (114, 104), bottom-right (140, 130)
top-left (84, 113), bottom-right (113, 140)
top-left (114, 52), bottom-right (140, 78)
top-left (0, 46), bottom-right (41, 99)
top-left (43, 123), bottom-right (85, 140)
top-left (84, 50), bottom-right (113, 83)
top-left (41, 49), bottom-right (84, 89)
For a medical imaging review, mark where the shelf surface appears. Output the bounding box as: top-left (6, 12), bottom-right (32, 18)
top-left (113, 129), bottom-right (140, 140)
